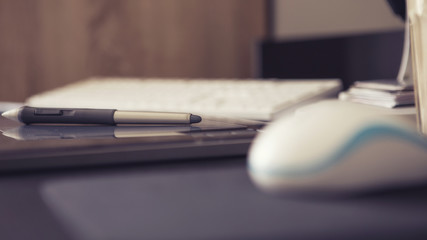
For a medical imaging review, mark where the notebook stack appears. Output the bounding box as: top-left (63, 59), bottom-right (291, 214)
top-left (339, 80), bottom-right (415, 108)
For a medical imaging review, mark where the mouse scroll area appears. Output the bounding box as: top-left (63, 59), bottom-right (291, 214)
top-left (248, 101), bottom-right (427, 197)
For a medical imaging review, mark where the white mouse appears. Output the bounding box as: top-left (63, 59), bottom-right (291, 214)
top-left (248, 100), bottom-right (427, 196)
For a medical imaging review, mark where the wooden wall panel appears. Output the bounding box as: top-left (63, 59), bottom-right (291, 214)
top-left (0, 0), bottom-right (266, 101)
top-left (0, 0), bottom-right (38, 101)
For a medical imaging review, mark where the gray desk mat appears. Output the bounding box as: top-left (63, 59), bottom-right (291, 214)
top-left (40, 161), bottom-right (427, 240)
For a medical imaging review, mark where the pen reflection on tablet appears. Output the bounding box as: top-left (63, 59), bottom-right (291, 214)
top-left (2, 125), bottom-right (200, 140)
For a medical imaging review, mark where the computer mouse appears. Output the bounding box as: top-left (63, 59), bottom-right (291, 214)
top-left (248, 100), bottom-right (427, 196)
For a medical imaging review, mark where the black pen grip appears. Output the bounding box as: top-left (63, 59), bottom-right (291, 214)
top-left (19, 107), bottom-right (116, 125)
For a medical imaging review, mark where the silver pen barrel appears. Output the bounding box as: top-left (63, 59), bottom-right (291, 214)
top-left (113, 111), bottom-right (200, 124)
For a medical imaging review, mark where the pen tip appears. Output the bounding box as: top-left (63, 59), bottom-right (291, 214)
top-left (190, 114), bottom-right (202, 124)
top-left (1, 108), bottom-right (20, 122)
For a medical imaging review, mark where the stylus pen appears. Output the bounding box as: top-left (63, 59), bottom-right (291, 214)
top-left (1, 106), bottom-right (202, 125)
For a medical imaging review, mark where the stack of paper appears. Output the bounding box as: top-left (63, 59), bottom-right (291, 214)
top-left (339, 80), bottom-right (415, 108)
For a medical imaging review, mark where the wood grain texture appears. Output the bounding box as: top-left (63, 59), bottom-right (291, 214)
top-left (0, 0), bottom-right (266, 101)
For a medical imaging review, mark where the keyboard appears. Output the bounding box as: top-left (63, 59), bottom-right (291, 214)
top-left (26, 77), bottom-right (342, 121)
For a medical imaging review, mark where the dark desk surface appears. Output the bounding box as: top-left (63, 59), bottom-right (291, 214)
top-left (1, 157), bottom-right (427, 240)
top-left (1, 117), bottom-right (427, 240)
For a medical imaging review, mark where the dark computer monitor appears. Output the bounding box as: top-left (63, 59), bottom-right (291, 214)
top-left (258, 30), bottom-right (404, 89)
